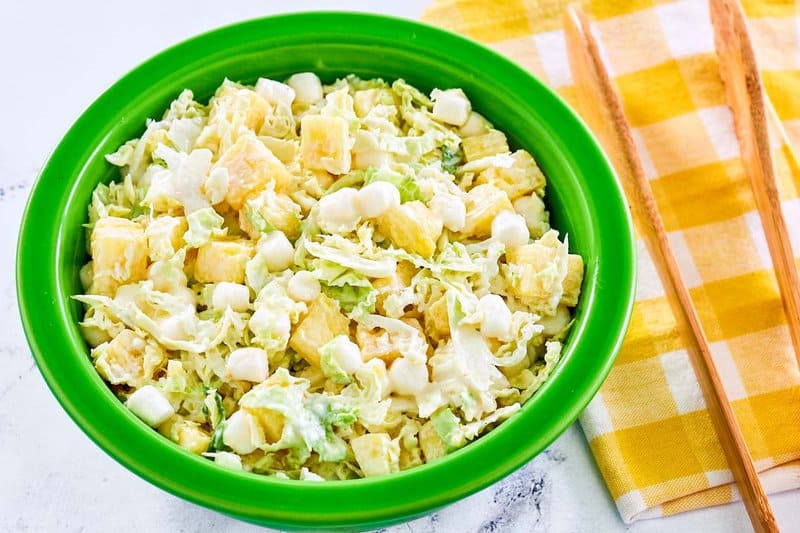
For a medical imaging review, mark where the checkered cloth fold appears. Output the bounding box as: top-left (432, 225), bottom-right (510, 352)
top-left (423, 0), bottom-right (800, 522)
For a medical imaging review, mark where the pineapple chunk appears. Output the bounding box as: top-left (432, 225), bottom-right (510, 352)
top-left (194, 239), bottom-right (254, 283)
top-left (300, 115), bottom-right (352, 175)
top-left (196, 84), bottom-right (269, 154)
top-left (376, 201), bottom-right (443, 258)
top-left (506, 242), bottom-right (556, 273)
top-left (90, 217), bottom-right (148, 296)
top-left (351, 433), bottom-right (399, 477)
top-left (372, 261), bottom-right (416, 315)
top-left (258, 136), bottom-right (299, 164)
top-left (80, 261), bottom-right (93, 293)
top-left (397, 261), bottom-right (418, 285)
top-left (183, 247), bottom-right (198, 279)
top-left (356, 325), bottom-right (401, 363)
top-left (212, 134), bottom-right (292, 209)
top-left (506, 241), bottom-right (562, 310)
top-left (476, 150), bottom-right (546, 200)
top-left (461, 184), bottom-right (513, 238)
top-left (423, 295), bottom-right (450, 340)
top-left (92, 329), bottom-right (146, 386)
top-left (239, 187), bottom-right (302, 240)
top-left (462, 130), bottom-right (509, 161)
top-left (215, 84), bottom-right (268, 131)
top-left (356, 317), bottom-right (425, 363)
top-left (399, 444), bottom-right (424, 470)
top-left (419, 421), bottom-right (448, 462)
top-left (562, 254), bottom-right (584, 307)
top-left (373, 278), bottom-right (401, 316)
top-left (244, 407), bottom-right (285, 443)
top-left (289, 295), bottom-right (350, 367)
top-left (145, 215), bottom-right (187, 262)
top-left (158, 415), bottom-right (211, 454)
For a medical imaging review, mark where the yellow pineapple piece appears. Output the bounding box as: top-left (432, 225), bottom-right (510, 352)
top-left (300, 115), bottom-right (352, 175)
top-left (351, 433), bottom-right (399, 477)
top-left (308, 169), bottom-right (336, 193)
top-left (194, 239), bottom-right (254, 283)
top-left (376, 201), bottom-right (443, 258)
top-left (356, 325), bottom-right (401, 364)
top-left (399, 444), bottom-right (424, 470)
top-left (423, 295), bottom-right (450, 341)
top-left (372, 261), bottom-right (416, 315)
top-left (158, 415), bottom-right (211, 454)
top-left (216, 84), bottom-right (268, 131)
top-left (212, 134), bottom-right (292, 209)
top-left (239, 187), bottom-right (302, 240)
top-left (196, 84), bottom-right (269, 154)
top-left (475, 150), bottom-right (546, 200)
top-left (562, 254), bottom-right (584, 307)
top-left (289, 295), bottom-right (350, 367)
top-left (259, 136), bottom-right (299, 164)
top-left (183, 247), bottom-right (198, 280)
top-left (506, 242), bottom-right (556, 274)
top-left (355, 318), bottom-right (425, 363)
top-left (397, 261), bottom-right (417, 285)
top-left (245, 407), bottom-right (285, 443)
top-left (92, 329), bottom-right (147, 386)
top-left (145, 215), bottom-right (188, 262)
top-left (90, 217), bottom-right (148, 296)
top-left (460, 184), bottom-right (513, 238)
top-left (462, 130), bottom-right (509, 161)
top-left (506, 241), bottom-right (562, 309)
top-left (419, 421), bottom-right (447, 462)
top-left (372, 277), bottom-right (401, 316)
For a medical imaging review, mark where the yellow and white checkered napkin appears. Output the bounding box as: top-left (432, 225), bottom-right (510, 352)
top-left (423, 0), bottom-right (800, 523)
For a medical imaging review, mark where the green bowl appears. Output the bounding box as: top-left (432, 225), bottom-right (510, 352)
top-left (17, 11), bottom-right (635, 531)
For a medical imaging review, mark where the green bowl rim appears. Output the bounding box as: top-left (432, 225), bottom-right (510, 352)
top-left (16, 11), bottom-right (636, 530)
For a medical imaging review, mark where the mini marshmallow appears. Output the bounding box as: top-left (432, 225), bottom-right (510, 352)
top-left (126, 385), bottom-right (174, 427)
top-left (226, 347), bottom-right (269, 382)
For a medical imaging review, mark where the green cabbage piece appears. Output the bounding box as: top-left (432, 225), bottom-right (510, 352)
top-left (520, 341), bottom-right (563, 403)
top-left (106, 140), bottom-right (138, 167)
top-left (183, 207), bottom-right (225, 247)
top-left (319, 338), bottom-right (352, 385)
top-left (88, 175), bottom-right (145, 224)
top-left (363, 167), bottom-right (422, 203)
top-left (324, 169), bottom-right (368, 196)
top-left (431, 408), bottom-right (466, 451)
top-left (392, 79), bottom-right (432, 108)
top-left (440, 145), bottom-right (463, 174)
top-left (310, 259), bottom-right (376, 316)
top-left (203, 388), bottom-right (228, 452)
top-left (304, 238), bottom-right (396, 278)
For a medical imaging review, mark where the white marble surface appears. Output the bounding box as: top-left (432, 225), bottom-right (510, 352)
top-left (2, 1), bottom-right (798, 531)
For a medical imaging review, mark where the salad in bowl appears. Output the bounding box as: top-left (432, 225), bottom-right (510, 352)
top-left (74, 72), bottom-right (584, 481)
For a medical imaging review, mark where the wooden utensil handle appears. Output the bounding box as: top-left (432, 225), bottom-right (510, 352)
top-left (710, 0), bottom-right (800, 363)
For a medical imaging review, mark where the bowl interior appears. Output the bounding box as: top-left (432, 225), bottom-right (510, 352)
top-left (18, 12), bottom-right (635, 531)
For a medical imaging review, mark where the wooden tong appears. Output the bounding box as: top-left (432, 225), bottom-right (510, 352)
top-left (710, 0), bottom-right (800, 362)
top-left (563, 5), bottom-right (779, 532)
